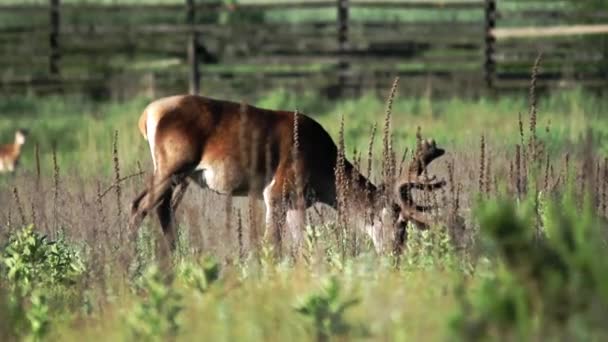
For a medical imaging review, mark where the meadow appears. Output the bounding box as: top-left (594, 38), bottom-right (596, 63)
top-left (1, 83), bottom-right (608, 341)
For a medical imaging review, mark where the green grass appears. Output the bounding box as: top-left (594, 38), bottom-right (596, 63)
top-left (48, 259), bottom-right (461, 341)
top-left (1, 87), bottom-right (608, 340)
top-left (1, 87), bottom-right (604, 178)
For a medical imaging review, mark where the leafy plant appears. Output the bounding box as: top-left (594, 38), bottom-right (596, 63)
top-left (0, 224), bottom-right (85, 341)
top-left (1, 224), bottom-right (85, 292)
top-left (403, 223), bottom-right (455, 270)
top-left (127, 265), bottom-right (183, 341)
top-left (302, 224), bottom-right (344, 271)
top-left (295, 276), bottom-right (364, 341)
top-left (26, 290), bottom-right (50, 342)
top-left (177, 256), bottom-right (220, 294)
top-left (452, 192), bottom-right (608, 340)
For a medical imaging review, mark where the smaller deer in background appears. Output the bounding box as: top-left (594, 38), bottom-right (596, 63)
top-left (0, 129), bottom-right (29, 173)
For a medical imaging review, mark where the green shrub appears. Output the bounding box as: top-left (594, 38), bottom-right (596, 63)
top-left (127, 265), bottom-right (183, 341)
top-left (0, 224), bottom-right (85, 341)
top-left (403, 223), bottom-right (456, 270)
top-left (176, 256), bottom-right (220, 294)
top-left (452, 192), bottom-right (608, 340)
top-left (295, 276), bottom-right (365, 341)
top-left (1, 224), bottom-right (85, 292)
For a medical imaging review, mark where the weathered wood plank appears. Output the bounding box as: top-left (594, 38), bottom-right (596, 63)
top-left (497, 9), bottom-right (608, 22)
top-left (0, 1), bottom-right (484, 12)
top-left (492, 24), bottom-right (608, 39)
top-left (351, 0), bottom-right (483, 9)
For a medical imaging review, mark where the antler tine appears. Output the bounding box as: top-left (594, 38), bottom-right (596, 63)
top-left (393, 136), bottom-right (447, 231)
top-left (395, 136), bottom-right (446, 195)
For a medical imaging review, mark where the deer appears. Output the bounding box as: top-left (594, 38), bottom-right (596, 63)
top-left (129, 95), bottom-right (446, 253)
top-left (0, 129), bottom-right (28, 173)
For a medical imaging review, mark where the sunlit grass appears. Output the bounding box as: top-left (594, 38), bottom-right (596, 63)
top-left (0, 87), bottom-right (605, 178)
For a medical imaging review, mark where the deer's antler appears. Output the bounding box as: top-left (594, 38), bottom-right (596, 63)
top-left (394, 137), bottom-right (446, 229)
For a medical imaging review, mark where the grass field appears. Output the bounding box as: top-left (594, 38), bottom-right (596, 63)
top-left (1, 86), bottom-right (608, 341)
top-left (0, 87), bottom-right (605, 176)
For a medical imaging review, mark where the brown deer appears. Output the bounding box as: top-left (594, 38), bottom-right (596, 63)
top-left (0, 129), bottom-right (28, 173)
top-left (129, 95), bottom-right (445, 252)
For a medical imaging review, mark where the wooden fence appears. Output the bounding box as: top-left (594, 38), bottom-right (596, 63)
top-left (0, 0), bottom-right (606, 99)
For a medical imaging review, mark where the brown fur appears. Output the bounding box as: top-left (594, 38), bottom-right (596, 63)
top-left (129, 95), bottom-right (445, 252)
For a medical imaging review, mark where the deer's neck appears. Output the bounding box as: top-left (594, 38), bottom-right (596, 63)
top-left (339, 160), bottom-right (382, 210)
top-left (9, 142), bottom-right (22, 158)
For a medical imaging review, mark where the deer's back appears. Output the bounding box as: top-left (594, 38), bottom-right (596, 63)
top-left (141, 95), bottom-right (339, 196)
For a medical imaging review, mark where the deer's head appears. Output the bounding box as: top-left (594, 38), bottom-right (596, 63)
top-left (393, 138), bottom-right (446, 226)
top-left (15, 129), bottom-right (29, 145)
top-left (366, 137), bottom-right (446, 252)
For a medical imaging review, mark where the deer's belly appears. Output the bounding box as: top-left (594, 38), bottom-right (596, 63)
top-left (192, 161), bottom-right (250, 196)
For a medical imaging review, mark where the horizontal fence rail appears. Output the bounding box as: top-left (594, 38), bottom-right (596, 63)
top-left (0, 0), bottom-right (606, 98)
top-left (492, 24), bottom-right (608, 39)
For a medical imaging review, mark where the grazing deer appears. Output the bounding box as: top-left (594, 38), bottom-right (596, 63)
top-left (0, 129), bottom-right (28, 173)
top-left (129, 95), bottom-right (445, 252)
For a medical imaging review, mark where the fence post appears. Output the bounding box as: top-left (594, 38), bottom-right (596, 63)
top-left (49, 0), bottom-right (60, 75)
top-left (186, 0), bottom-right (200, 95)
top-left (337, 0), bottom-right (349, 96)
top-left (484, 0), bottom-right (496, 89)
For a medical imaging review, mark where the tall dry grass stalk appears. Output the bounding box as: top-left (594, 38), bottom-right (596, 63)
top-left (6, 205), bottom-right (12, 229)
top-left (602, 158), bottom-right (608, 217)
top-left (366, 122), bottom-right (377, 180)
top-left (528, 52), bottom-right (542, 162)
top-left (290, 109), bottom-right (306, 256)
top-left (564, 152), bottom-right (571, 186)
top-left (93, 180), bottom-right (107, 290)
top-left (12, 187), bottom-right (26, 227)
top-left (447, 158), bottom-right (455, 206)
top-left (518, 111), bottom-right (525, 150)
top-left (479, 134), bottom-right (485, 195)
top-left (34, 143), bottom-right (41, 189)
top-left (397, 147), bottom-right (409, 178)
top-left (248, 194), bottom-right (260, 254)
top-left (515, 145), bottom-right (522, 198)
top-left (595, 159), bottom-right (602, 211)
top-left (236, 209), bottom-right (244, 261)
top-left (95, 180), bottom-right (106, 238)
top-left (237, 102), bottom-right (260, 254)
top-left (364, 122), bottom-right (377, 214)
top-left (543, 153), bottom-right (551, 192)
top-left (112, 130), bottom-right (123, 245)
top-left (517, 111), bottom-right (528, 189)
top-left (485, 151), bottom-right (492, 196)
top-left (225, 195), bottom-right (233, 244)
top-left (292, 110), bottom-right (305, 209)
top-left (350, 145), bottom-right (363, 253)
top-left (581, 131), bottom-right (596, 204)
top-left (382, 77), bottom-right (399, 190)
top-left (335, 112), bottom-right (347, 223)
top-left (508, 159), bottom-right (514, 194)
top-left (30, 201), bottom-right (37, 229)
top-left (52, 145), bottom-right (60, 236)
